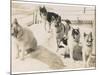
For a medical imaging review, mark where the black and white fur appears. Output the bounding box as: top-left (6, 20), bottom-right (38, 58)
top-left (55, 20), bottom-right (71, 52)
top-left (68, 26), bottom-right (81, 61)
top-left (39, 6), bottom-right (61, 32)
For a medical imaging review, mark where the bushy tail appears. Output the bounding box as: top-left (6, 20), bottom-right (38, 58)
top-left (30, 46), bottom-right (65, 69)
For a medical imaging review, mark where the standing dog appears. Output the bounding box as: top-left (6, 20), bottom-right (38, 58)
top-left (82, 32), bottom-right (95, 67)
top-left (11, 18), bottom-right (37, 60)
top-left (39, 6), bottom-right (61, 32)
top-left (55, 20), bottom-right (71, 52)
top-left (68, 27), bottom-right (81, 61)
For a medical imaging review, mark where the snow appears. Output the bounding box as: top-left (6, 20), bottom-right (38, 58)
top-left (11, 1), bottom-right (95, 74)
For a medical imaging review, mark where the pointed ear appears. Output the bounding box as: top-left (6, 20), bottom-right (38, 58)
top-left (84, 32), bottom-right (87, 37)
top-left (68, 19), bottom-right (71, 24)
top-left (77, 28), bottom-right (80, 33)
top-left (43, 6), bottom-right (47, 10)
top-left (13, 18), bottom-right (19, 25)
top-left (58, 16), bottom-right (61, 22)
top-left (43, 6), bottom-right (45, 8)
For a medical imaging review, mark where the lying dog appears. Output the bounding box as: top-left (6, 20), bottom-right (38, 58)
top-left (82, 32), bottom-right (95, 67)
top-left (68, 26), bottom-right (81, 61)
top-left (39, 6), bottom-right (61, 32)
top-left (11, 18), bottom-right (37, 60)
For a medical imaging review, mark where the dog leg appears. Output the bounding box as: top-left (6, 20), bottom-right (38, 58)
top-left (85, 57), bottom-right (90, 68)
top-left (20, 47), bottom-right (25, 60)
top-left (16, 45), bottom-right (20, 59)
top-left (44, 21), bottom-right (47, 31)
top-left (70, 48), bottom-right (74, 62)
top-left (48, 23), bottom-right (51, 33)
top-left (56, 41), bottom-right (59, 52)
top-left (82, 50), bottom-right (86, 67)
top-left (56, 39), bottom-right (61, 52)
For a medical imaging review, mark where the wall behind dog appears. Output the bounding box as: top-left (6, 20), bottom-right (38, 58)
top-left (0, 0), bottom-right (99, 75)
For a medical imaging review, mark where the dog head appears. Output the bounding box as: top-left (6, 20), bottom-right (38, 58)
top-left (84, 32), bottom-right (93, 47)
top-left (11, 18), bottom-right (23, 38)
top-left (65, 19), bottom-right (71, 25)
top-left (71, 27), bottom-right (80, 42)
top-left (39, 6), bottom-right (47, 19)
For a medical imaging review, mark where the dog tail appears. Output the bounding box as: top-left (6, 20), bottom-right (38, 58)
top-left (26, 48), bottom-right (36, 54)
top-left (30, 46), bottom-right (65, 69)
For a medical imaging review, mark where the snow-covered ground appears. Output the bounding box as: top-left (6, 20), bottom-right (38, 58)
top-left (12, 23), bottom-right (95, 74)
top-left (11, 1), bottom-right (96, 74)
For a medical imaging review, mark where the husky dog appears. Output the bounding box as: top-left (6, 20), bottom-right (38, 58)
top-left (11, 18), bottom-right (37, 60)
top-left (68, 27), bottom-right (81, 61)
top-left (82, 32), bottom-right (95, 67)
top-left (39, 6), bottom-right (61, 32)
top-left (55, 20), bottom-right (71, 52)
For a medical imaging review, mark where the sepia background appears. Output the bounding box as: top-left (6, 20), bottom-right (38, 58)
top-left (11, 1), bottom-right (96, 74)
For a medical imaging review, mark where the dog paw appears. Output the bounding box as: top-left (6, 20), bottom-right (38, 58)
top-left (83, 62), bottom-right (87, 68)
top-left (70, 58), bottom-right (74, 63)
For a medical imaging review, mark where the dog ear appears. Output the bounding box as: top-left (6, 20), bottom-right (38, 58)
top-left (84, 32), bottom-right (87, 37)
top-left (77, 27), bottom-right (80, 32)
top-left (58, 16), bottom-right (61, 23)
top-left (13, 18), bottom-right (19, 25)
top-left (39, 6), bottom-right (43, 10)
top-left (39, 6), bottom-right (44, 12)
